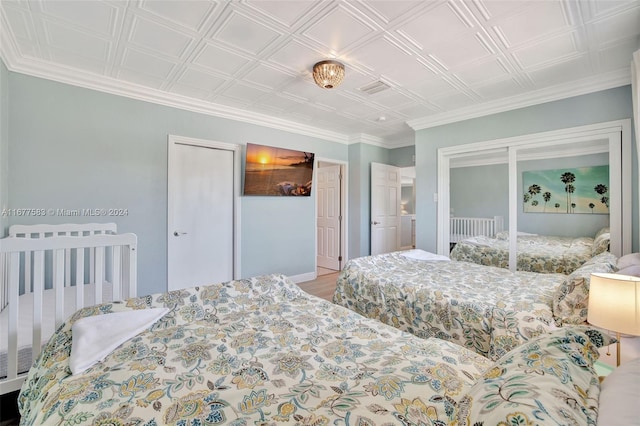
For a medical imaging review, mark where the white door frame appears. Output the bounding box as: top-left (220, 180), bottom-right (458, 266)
top-left (437, 119), bottom-right (632, 260)
top-left (167, 135), bottom-right (242, 284)
top-left (315, 157), bottom-right (348, 275)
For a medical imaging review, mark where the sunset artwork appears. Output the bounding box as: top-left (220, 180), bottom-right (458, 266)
top-left (243, 143), bottom-right (315, 196)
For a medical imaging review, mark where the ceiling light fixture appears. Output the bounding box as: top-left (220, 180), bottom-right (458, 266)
top-left (312, 60), bottom-right (345, 89)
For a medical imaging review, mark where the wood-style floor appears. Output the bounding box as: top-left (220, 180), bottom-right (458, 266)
top-left (297, 271), bottom-right (339, 301)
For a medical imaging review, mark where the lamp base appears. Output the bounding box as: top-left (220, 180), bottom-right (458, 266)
top-left (597, 334), bottom-right (640, 367)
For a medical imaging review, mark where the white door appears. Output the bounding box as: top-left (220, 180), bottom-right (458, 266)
top-left (317, 164), bottom-right (341, 270)
top-left (371, 162), bottom-right (401, 255)
top-left (168, 138), bottom-right (235, 291)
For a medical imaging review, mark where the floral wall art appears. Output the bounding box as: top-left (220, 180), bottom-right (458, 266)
top-left (523, 165), bottom-right (609, 214)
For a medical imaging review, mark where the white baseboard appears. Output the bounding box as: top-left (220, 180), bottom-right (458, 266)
top-left (288, 271), bottom-right (316, 284)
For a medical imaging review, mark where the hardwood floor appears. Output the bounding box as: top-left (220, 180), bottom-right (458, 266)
top-left (297, 271), bottom-right (339, 301)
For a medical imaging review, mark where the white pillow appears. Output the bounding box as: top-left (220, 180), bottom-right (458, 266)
top-left (617, 253), bottom-right (640, 270)
top-left (597, 357), bottom-right (640, 425)
top-left (616, 265), bottom-right (640, 277)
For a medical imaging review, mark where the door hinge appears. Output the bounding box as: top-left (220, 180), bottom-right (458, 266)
top-left (338, 256), bottom-right (342, 261)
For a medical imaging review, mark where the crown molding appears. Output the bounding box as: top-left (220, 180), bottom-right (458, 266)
top-left (407, 68), bottom-right (631, 131)
top-left (348, 133), bottom-right (386, 147)
top-left (0, 49), bottom-right (360, 145)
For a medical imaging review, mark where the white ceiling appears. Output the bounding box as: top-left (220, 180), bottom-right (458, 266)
top-left (1, 0), bottom-right (638, 147)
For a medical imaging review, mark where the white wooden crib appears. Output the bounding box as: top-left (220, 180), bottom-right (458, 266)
top-left (450, 215), bottom-right (504, 243)
top-left (0, 224), bottom-right (137, 394)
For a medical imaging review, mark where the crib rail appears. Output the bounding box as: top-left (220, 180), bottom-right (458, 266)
top-left (9, 222), bottom-right (117, 238)
top-left (0, 233), bottom-right (137, 394)
top-left (450, 216), bottom-right (504, 243)
top-left (6, 223), bottom-right (118, 308)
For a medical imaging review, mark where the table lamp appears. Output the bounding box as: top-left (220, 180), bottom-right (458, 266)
top-left (588, 273), bottom-right (640, 366)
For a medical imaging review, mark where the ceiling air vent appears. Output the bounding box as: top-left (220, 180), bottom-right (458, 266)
top-left (359, 80), bottom-right (390, 95)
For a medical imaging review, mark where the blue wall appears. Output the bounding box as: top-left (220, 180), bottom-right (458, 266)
top-left (416, 86), bottom-right (636, 253)
top-left (5, 72), bottom-right (349, 296)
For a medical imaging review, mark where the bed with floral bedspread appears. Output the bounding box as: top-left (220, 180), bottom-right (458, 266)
top-left (450, 228), bottom-right (610, 274)
top-left (19, 274), bottom-right (496, 425)
top-left (333, 250), bottom-right (618, 361)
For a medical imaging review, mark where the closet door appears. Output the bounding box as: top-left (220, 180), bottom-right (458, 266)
top-left (168, 138), bottom-right (236, 291)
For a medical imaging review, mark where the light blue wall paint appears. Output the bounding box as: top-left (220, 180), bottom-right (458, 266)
top-left (416, 86), bottom-right (636, 253)
top-left (451, 153), bottom-right (610, 238)
top-left (0, 60), bottom-right (7, 235)
top-left (7, 73), bottom-right (348, 296)
top-left (389, 145), bottom-right (415, 167)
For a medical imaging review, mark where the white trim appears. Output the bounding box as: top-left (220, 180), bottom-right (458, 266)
top-left (437, 120), bottom-right (632, 257)
top-left (167, 135), bottom-right (242, 287)
top-left (632, 49), bottom-right (640, 249)
top-left (5, 56), bottom-right (349, 144)
top-left (314, 157), bottom-right (349, 271)
top-left (409, 69), bottom-right (630, 130)
top-left (287, 271), bottom-right (316, 284)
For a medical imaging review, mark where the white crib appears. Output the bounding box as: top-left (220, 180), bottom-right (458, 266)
top-left (0, 224), bottom-right (137, 394)
top-left (450, 215), bottom-right (504, 243)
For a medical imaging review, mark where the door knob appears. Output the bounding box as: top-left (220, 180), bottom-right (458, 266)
top-left (173, 231), bottom-right (188, 236)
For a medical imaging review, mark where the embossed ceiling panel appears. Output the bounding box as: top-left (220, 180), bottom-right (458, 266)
top-left (44, 21), bottom-right (111, 62)
top-left (214, 11), bottom-right (282, 55)
top-left (1, 0), bottom-right (637, 147)
top-left (41, 0), bottom-right (117, 36)
top-left (139, 0), bottom-right (217, 30)
top-left (302, 4), bottom-right (376, 52)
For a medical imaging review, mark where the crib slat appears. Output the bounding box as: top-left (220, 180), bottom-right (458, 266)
top-left (112, 246), bottom-right (121, 300)
top-left (127, 244), bottom-right (137, 298)
top-left (75, 248), bottom-right (85, 310)
top-left (95, 246), bottom-right (104, 304)
top-left (54, 248), bottom-right (65, 328)
top-left (32, 250), bottom-right (44, 361)
top-left (7, 252), bottom-right (20, 380)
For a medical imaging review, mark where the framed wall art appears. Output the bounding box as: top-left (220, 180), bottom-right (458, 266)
top-left (243, 143), bottom-right (315, 196)
top-left (523, 165), bottom-right (609, 214)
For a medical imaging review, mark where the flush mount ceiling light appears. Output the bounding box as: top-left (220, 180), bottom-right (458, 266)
top-left (312, 60), bottom-right (345, 89)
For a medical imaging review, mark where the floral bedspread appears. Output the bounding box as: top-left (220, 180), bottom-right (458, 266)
top-left (449, 233), bottom-right (595, 274)
top-left (333, 252), bottom-right (567, 360)
top-left (19, 274), bottom-right (494, 425)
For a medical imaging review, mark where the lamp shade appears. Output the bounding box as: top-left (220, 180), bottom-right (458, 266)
top-left (312, 60), bottom-right (345, 89)
top-left (588, 273), bottom-right (640, 336)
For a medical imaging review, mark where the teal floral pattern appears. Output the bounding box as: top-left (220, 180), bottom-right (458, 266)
top-left (333, 252), bottom-right (567, 359)
top-left (552, 251), bottom-right (618, 325)
top-left (19, 274), bottom-right (494, 425)
top-left (460, 326), bottom-right (613, 425)
top-left (450, 232), bottom-right (597, 274)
